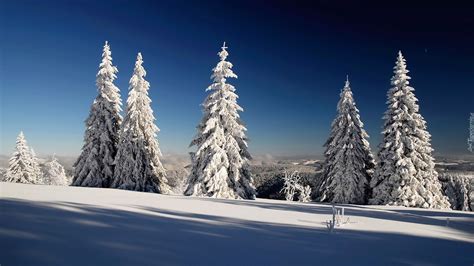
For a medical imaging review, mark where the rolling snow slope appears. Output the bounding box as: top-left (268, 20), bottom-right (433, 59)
top-left (1, 182), bottom-right (473, 265)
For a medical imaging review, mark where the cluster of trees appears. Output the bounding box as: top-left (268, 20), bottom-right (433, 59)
top-left (4, 131), bottom-right (69, 186)
top-left (72, 42), bottom-right (169, 193)
top-left (71, 41), bottom-right (255, 198)
top-left (3, 42), bottom-right (470, 210)
top-left (316, 52), bottom-right (450, 209)
top-left (438, 172), bottom-right (472, 211)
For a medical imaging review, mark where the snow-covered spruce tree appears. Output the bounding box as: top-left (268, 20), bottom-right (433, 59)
top-left (5, 131), bottom-right (38, 184)
top-left (111, 53), bottom-right (169, 193)
top-left (30, 148), bottom-right (43, 184)
top-left (185, 43), bottom-right (255, 199)
top-left (72, 41), bottom-right (122, 188)
top-left (370, 52), bottom-right (450, 209)
top-left (43, 156), bottom-right (69, 186)
top-left (318, 78), bottom-right (375, 204)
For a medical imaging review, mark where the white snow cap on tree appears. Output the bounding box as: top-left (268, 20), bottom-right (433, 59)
top-left (370, 52), bottom-right (450, 209)
top-left (318, 77), bottom-right (375, 204)
top-left (6, 131), bottom-right (38, 184)
top-left (43, 155), bottom-right (69, 186)
top-left (185, 42), bottom-right (255, 199)
top-left (112, 52), bottom-right (170, 193)
top-left (72, 41), bottom-right (122, 188)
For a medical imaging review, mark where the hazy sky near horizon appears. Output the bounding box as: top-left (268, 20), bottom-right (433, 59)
top-left (1, 0), bottom-right (473, 157)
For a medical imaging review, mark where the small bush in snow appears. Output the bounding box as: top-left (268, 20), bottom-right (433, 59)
top-left (281, 170), bottom-right (312, 202)
top-left (298, 185), bottom-right (312, 203)
top-left (43, 156), bottom-right (69, 186)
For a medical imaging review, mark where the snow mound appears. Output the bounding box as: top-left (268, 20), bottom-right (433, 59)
top-left (303, 160), bottom-right (319, 165)
top-left (1, 182), bottom-right (473, 265)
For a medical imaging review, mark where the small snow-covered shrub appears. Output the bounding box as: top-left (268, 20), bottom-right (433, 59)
top-left (298, 185), bottom-right (312, 202)
top-left (281, 170), bottom-right (313, 202)
top-left (281, 170), bottom-right (299, 201)
top-left (42, 156), bottom-right (69, 186)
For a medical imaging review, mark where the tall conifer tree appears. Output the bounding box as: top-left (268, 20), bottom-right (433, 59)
top-left (318, 78), bottom-right (375, 204)
top-left (112, 53), bottom-right (169, 193)
top-left (185, 43), bottom-right (255, 199)
top-left (72, 41), bottom-right (122, 187)
top-left (370, 52), bottom-right (449, 208)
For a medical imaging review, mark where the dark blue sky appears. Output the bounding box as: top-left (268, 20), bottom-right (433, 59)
top-left (1, 0), bottom-right (473, 157)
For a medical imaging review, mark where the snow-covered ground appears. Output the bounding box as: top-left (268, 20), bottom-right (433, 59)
top-left (1, 182), bottom-right (473, 265)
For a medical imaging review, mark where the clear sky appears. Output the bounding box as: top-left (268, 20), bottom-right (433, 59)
top-left (1, 0), bottom-right (473, 157)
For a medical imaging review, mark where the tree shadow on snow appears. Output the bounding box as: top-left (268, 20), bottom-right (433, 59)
top-left (0, 198), bottom-right (473, 266)
top-left (191, 197), bottom-right (474, 237)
